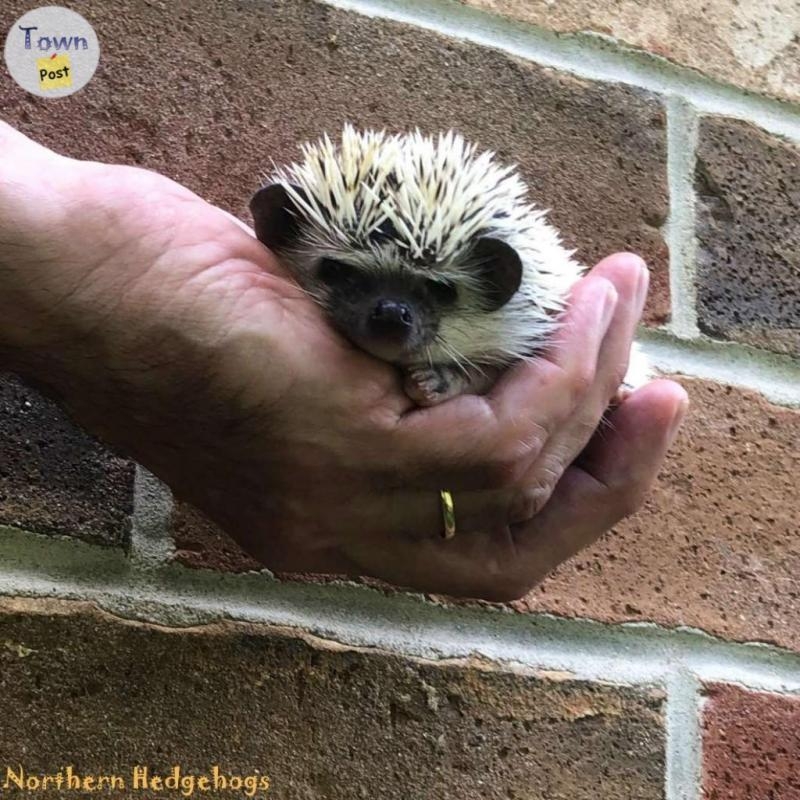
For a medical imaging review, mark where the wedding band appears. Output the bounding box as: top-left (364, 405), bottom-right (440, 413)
top-left (440, 490), bottom-right (456, 540)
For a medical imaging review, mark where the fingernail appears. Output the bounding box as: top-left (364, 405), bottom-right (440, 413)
top-left (601, 282), bottom-right (619, 328)
top-left (636, 260), bottom-right (650, 312)
top-left (669, 395), bottom-right (690, 441)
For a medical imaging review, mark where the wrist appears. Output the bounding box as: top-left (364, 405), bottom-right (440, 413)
top-left (0, 126), bottom-right (86, 376)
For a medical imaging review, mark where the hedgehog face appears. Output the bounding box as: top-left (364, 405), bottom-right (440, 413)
top-left (312, 255), bottom-right (458, 363)
top-left (249, 180), bottom-right (524, 364)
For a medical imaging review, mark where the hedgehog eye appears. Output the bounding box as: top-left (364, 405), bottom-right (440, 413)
top-left (318, 258), bottom-right (369, 291)
top-left (425, 278), bottom-right (458, 306)
top-left (318, 258), bottom-right (350, 284)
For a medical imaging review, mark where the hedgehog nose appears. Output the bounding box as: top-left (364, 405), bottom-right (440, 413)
top-left (368, 299), bottom-right (413, 341)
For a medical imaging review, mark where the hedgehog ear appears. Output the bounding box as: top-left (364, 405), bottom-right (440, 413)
top-left (473, 237), bottom-right (523, 310)
top-left (249, 184), bottom-right (306, 252)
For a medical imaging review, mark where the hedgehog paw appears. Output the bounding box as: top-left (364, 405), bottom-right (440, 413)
top-left (404, 364), bottom-right (499, 407)
top-left (404, 366), bottom-right (460, 407)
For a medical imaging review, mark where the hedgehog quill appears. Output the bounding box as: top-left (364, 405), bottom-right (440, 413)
top-left (250, 125), bottom-right (648, 406)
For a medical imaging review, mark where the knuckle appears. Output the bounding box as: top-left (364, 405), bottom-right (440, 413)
top-left (605, 358), bottom-right (630, 399)
top-left (509, 453), bottom-right (568, 523)
top-left (485, 456), bottom-right (527, 489)
top-left (508, 478), bottom-right (557, 524)
top-left (486, 434), bottom-right (546, 489)
top-left (539, 453), bottom-right (567, 487)
top-left (567, 361), bottom-right (597, 404)
top-left (611, 483), bottom-right (649, 520)
top-left (469, 407), bottom-right (549, 489)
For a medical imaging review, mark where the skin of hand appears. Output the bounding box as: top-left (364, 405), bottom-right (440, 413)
top-left (0, 121), bottom-right (688, 601)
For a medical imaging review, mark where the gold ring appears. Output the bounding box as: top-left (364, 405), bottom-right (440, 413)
top-left (440, 490), bottom-right (456, 540)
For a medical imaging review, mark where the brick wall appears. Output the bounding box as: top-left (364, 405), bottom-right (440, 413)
top-left (1, 1), bottom-right (798, 797)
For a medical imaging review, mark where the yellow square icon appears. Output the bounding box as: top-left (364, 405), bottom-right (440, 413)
top-left (37, 53), bottom-right (73, 91)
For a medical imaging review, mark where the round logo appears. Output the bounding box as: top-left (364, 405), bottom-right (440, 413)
top-left (4, 6), bottom-right (100, 98)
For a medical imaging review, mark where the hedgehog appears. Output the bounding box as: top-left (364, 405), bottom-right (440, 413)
top-left (249, 125), bottom-right (648, 405)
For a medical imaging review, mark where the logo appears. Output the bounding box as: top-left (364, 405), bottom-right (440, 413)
top-left (4, 6), bottom-right (100, 98)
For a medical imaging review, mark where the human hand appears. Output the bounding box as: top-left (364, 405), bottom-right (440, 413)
top-left (0, 121), bottom-right (687, 599)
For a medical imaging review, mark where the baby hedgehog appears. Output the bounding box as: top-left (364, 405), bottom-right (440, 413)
top-left (250, 125), bottom-right (647, 406)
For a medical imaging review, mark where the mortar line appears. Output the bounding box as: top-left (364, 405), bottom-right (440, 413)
top-left (128, 466), bottom-right (175, 567)
top-left (321, 0), bottom-right (800, 142)
top-left (665, 97), bottom-right (700, 339)
top-left (638, 329), bottom-right (800, 407)
top-left (665, 670), bottom-right (704, 800)
top-left (1, 526), bottom-right (799, 694)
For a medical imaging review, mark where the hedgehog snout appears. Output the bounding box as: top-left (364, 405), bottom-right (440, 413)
top-left (315, 260), bottom-right (442, 363)
top-left (326, 292), bottom-right (436, 364)
top-left (355, 297), bottom-right (417, 362)
top-left (369, 299), bottom-right (413, 338)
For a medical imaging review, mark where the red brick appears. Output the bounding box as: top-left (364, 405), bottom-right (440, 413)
top-left (695, 117), bottom-right (800, 356)
top-left (702, 684), bottom-right (800, 799)
top-left (0, 598), bottom-right (666, 799)
top-left (171, 502), bottom-right (262, 573)
top-left (0, 374), bottom-right (134, 547)
top-left (0, 0), bottom-right (670, 323)
top-left (518, 378), bottom-right (800, 652)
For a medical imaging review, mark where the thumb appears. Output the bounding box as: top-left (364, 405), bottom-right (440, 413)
top-left (512, 379), bottom-right (688, 580)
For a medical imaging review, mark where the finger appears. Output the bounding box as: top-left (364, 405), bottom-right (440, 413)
top-left (512, 252), bottom-right (649, 515)
top-left (429, 381), bottom-right (686, 600)
top-left (338, 517), bottom-right (527, 599)
top-left (327, 481), bottom-right (544, 545)
top-left (508, 379), bottom-right (689, 589)
top-left (486, 273), bottom-right (619, 414)
top-left (588, 251), bottom-right (649, 397)
top-left (385, 482), bottom-right (557, 537)
top-left (392, 274), bottom-right (618, 490)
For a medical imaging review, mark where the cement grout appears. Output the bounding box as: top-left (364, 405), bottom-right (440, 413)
top-left (665, 670), bottom-right (704, 800)
top-left (639, 329), bottom-right (800, 407)
top-left (1, 526), bottom-right (799, 695)
top-left (129, 466), bottom-right (175, 566)
top-left (665, 97), bottom-right (701, 339)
